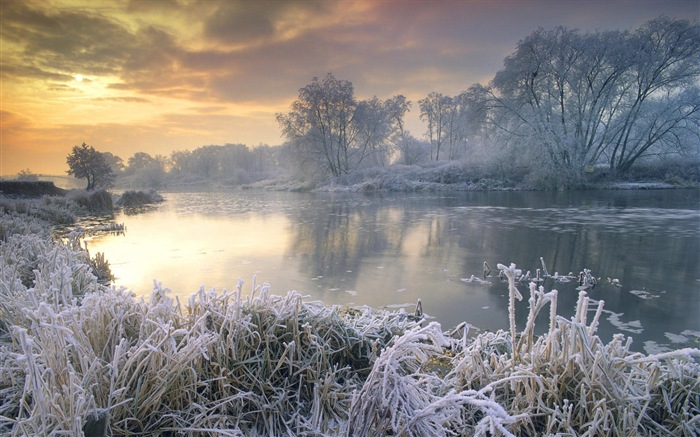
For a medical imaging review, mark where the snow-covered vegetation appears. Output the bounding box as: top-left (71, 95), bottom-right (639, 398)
top-left (1, 208), bottom-right (698, 435)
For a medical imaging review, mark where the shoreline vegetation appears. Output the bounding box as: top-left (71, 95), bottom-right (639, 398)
top-left (0, 191), bottom-right (698, 435)
top-left (6, 161), bottom-right (699, 196)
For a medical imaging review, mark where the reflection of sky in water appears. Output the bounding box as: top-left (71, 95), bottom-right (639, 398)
top-left (87, 189), bottom-right (700, 353)
top-left (89, 212), bottom-right (290, 294)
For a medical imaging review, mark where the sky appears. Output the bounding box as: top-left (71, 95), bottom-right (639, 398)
top-left (1, 0), bottom-right (698, 176)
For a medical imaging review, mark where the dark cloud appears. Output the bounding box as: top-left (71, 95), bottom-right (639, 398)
top-left (202, 0), bottom-right (329, 46)
top-left (7, 0), bottom-right (695, 105)
top-left (203, 1), bottom-right (276, 45)
top-left (1, 0), bottom-right (134, 79)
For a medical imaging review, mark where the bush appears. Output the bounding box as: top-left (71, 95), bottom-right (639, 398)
top-left (115, 189), bottom-right (164, 207)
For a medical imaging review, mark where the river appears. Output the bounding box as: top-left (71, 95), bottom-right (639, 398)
top-left (86, 188), bottom-right (700, 353)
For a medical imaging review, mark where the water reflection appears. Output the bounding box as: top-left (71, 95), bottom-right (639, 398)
top-left (87, 189), bottom-right (700, 352)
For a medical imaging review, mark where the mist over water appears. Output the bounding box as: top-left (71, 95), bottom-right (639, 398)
top-left (87, 189), bottom-right (700, 353)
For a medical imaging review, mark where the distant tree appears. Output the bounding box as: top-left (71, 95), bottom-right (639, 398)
top-left (419, 91), bottom-right (484, 161)
top-left (101, 152), bottom-right (125, 174)
top-left (167, 144), bottom-right (279, 184)
top-left (125, 152), bottom-right (168, 187)
top-left (355, 96), bottom-right (394, 167)
top-left (126, 152), bottom-right (158, 173)
top-left (251, 144), bottom-right (281, 176)
top-left (384, 95), bottom-right (413, 163)
top-left (16, 168), bottom-right (38, 181)
top-left (444, 92), bottom-right (473, 160)
top-left (66, 143), bottom-right (114, 190)
top-left (277, 73), bottom-right (401, 178)
top-left (169, 150), bottom-right (193, 174)
top-left (419, 92), bottom-right (447, 161)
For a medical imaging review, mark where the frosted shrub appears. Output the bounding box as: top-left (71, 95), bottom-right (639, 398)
top-left (32, 200), bottom-right (77, 225)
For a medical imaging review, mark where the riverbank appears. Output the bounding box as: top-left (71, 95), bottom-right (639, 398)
top-left (241, 160), bottom-right (699, 193)
top-left (0, 180), bottom-right (67, 197)
top-left (243, 176), bottom-right (687, 193)
top-left (1, 198), bottom-right (698, 435)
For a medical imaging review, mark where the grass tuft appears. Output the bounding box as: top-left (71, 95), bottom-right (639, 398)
top-left (115, 190), bottom-right (164, 208)
top-left (69, 189), bottom-right (114, 214)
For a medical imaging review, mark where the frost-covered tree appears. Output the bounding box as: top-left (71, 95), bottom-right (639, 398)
top-left (395, 133), bottom-right (430, 166)
top-left (487, 17), bottom-right (700, 178)
top-left (608, 18), bottom-right (700, 171)
top-left (418, 92), bottom-right (449, 161)
top-left (384, 95), bottom-right (413, 163)
top-left (277, 73), bottom-right (400, 178)
top-left (419, 91), bottom-right (480, 161)
top-left (66, 143), bottom-right (114, 190)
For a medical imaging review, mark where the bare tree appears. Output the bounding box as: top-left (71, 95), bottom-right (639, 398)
top-left (418, 92), bottom-right (449, 161)
top-left (396, 134), bottom-right (431, 165)
top-left (277, 73), bottom-right (400, 178)
top-left (383, 95), bottom-right (412, 162)
top-left (608, 18), bottom-right (700, 171)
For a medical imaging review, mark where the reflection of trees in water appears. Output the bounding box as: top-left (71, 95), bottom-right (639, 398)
top-left (286, 202), bottom-right (416, 288)
top-left (283, 193), bottom-right (698, 348)
top-left (287, 196), bottom-right (485, 288)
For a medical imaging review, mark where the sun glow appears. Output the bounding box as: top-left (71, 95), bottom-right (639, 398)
top-left (75, 74), bottom-right (83, 82)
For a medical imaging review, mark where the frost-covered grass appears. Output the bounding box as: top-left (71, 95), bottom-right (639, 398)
top-left (0, 189), bottom-right (118, 228)
top-left (319, 161), bottom-right (521, 193)
top-left (0, 219), bottom-right (419, 435)
top-left (244, 161), bottom-right (526, 193)
top-left (1, 214), bottom-right (698, 435)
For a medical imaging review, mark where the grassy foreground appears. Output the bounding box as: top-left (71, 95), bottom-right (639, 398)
top-left (0, 212), bottom-right (699, 436)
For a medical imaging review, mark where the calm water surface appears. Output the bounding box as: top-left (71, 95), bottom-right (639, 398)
top-left (88, 189), bottom-right (700, 353)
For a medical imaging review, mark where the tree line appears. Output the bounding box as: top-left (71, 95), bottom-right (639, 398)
top-left (65, 142), bottom-right (281, 190)
top-left (64, 17), bottom-right (699, 190)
